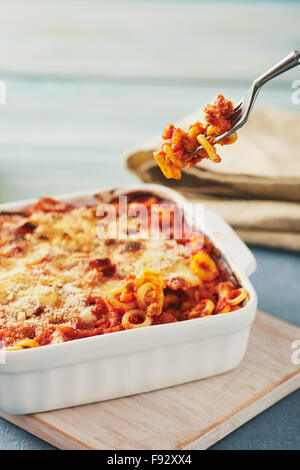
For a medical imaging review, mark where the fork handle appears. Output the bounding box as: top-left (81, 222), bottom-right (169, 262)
top-left (254, 50), bottom-right (300, 87)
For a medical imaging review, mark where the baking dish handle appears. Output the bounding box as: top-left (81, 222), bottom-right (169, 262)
top-left (203, 207), bottom-right (257, 277)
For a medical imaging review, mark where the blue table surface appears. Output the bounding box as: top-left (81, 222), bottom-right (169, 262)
top-left (0, 0), bottom-right (299, 448)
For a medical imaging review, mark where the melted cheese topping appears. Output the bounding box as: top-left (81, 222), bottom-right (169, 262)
top-left (0, 202), bottom-right (198, 345)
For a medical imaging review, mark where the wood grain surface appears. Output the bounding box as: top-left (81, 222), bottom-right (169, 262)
top-left (0, 0), bottom-right (299, 83)
top-left (1, 310), bottom-right (299, 450)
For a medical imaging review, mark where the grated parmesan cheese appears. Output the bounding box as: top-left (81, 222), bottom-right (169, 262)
top-left (0, 200), bottom-right (201, 345)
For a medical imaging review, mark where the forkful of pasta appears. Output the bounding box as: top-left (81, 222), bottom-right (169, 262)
top-left (154, 50), bottom-right (300, 180)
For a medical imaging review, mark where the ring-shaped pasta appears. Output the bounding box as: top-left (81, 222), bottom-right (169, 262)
top-left (6, 338), bottom-right (40, 351)
top-left (206, 125), bottom-right (220, 136)
top-left (189, 252), bottom-right (218, 281)
top-left (217, 281), bottom-right (234, 300)
top-left (137, 282), bottom-right (159, 310)
top-left (108, 288), bottom-right (136, 311)
top-left (202, 299), bottom-right (215, 316)
top-left (228, 288), bottom-right (248, 306)
top-left (5, 345), bottom-right (23, 351)
top-left (218, 305), bottom-right (231, 314)
top-left (154, 151), bottom-right (182, 180)
top-left (122, 309), bottom-right (152, 330)
top-left (135, 270), bottom-right (164, 291)
top-left (219, 132), bottom-right (238, 146)
top-left (188, 299), bottom-right (215, 319)
top-left (197, 134), bottom-right (221, 163)
top-left (163, 143), bottom-right (183, 169)
top-left (135, 270), bottom-right (164, 316)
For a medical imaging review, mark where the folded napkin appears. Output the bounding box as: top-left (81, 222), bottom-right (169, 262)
top-left (125, 106), bottom-right (300, 252)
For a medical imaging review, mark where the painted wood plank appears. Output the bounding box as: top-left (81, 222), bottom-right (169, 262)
top-left (1, 311), bottom-right (299, 450)
top-left (0, 77), bottom-right (296, 203)
top-left (0, 1), bottom-right (299, 83)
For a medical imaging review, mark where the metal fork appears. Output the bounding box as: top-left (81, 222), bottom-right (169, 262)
top-left (198, 50), bottom-right (300, 148)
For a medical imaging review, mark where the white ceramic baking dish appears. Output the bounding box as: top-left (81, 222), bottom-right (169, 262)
top-left (0, 184), bottom-right (257, 414)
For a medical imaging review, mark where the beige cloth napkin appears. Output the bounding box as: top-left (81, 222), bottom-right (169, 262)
top-left (125, 106), bottom-right (300, 251)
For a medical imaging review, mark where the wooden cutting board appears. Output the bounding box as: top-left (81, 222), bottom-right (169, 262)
top-left (1, 310), bottom-right (299, 450)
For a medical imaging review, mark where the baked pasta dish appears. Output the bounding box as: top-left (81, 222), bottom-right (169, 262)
top-left (154, 94), bottom-right (238, 179)
top-left (0, 193), bottom-right (248, 350)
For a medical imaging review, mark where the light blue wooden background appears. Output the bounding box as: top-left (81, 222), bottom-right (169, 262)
top-left (0, 0), bottom-right (299, 450)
